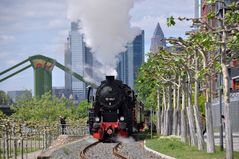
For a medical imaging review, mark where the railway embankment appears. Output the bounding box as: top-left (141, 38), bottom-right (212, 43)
top-left (37, 135), bottom-right (97, 159)
top-left (37, 133), bottom-right (231, 159)
top-left (37, 134), bottom-right (165, 159)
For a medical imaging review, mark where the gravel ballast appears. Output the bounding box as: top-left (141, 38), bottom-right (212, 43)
top-left (37, 135), bottom-right (166, 159)
top-left (85, 142), bottom-right (118, 159)
top-left (37, 135), bottom-right (97, 159)
top-left (119, 141), bottom-right (162, 159)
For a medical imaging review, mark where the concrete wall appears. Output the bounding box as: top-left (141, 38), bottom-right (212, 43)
top-left (211, 93), bottom-right (239, 133)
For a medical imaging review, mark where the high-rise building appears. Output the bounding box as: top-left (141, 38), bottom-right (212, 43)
top-left (64, 21), bottom-right (93, 101)
top-left (117, 30), bottom-right (145, 88)
top-left (194, 0), bottom-right (200, 18)
top-left (64, 38), bottom-right (72, 91)
top-left (150, 23), bottom-right (166, 53)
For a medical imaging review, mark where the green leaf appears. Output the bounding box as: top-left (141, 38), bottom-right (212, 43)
top-left (206, 0), bottom-right (216, 5)
top-left (207, 11), bottom-right (216, 19)
top-left (167, 16), bottom-right (176, 27)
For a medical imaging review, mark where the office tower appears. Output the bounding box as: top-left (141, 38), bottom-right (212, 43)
top-left (64, 21), bottom-right (93, 101)
top-left (150, 23), bottom-right (166, 53)
top-left (64, 38), bottom-right (72, 91)
top-left (195, 0), bottom-right (201, 18)
top-left (117, 30), bottom-right (145, 89)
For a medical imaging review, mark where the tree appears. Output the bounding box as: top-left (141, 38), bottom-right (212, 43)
top-left (166, 0), bottom-right (239, 157)
top-left (10, 92), bottom-right (76, 124)
top-left (15, 90), bottom-right (32, 102)
top-left (75, 100), bottom-right (90, 119)
top-left (206, 1), bottom-right (239, 158)
top-left (0, 90), bottom-right (9, 105)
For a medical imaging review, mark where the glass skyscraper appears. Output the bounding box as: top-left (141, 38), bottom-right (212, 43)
top-left (117, 30), bottom-right (145, 89)
top-left (65, 21), bottom-right (93, 101)
top-left (150, 23), bottom-right (166, 53)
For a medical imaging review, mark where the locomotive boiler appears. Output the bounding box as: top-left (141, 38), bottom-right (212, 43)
top-left (88, 76), bottom-right (145, 140)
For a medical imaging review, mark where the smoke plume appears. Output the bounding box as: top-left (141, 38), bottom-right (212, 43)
top-left (67, 0), bottom-right (140, 77)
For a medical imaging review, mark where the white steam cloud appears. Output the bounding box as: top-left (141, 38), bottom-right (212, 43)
top-left (67, 0), bottom-right (140, 77)
top-left (116, 136), bottom-right (135, 144)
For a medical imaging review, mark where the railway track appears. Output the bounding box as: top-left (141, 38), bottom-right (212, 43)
top-left (80, 141), bottom-right (128, 159)
top-left (80, 141), bottom-right (101, 159)
top-left (113, 142), bottom-right (128, 159)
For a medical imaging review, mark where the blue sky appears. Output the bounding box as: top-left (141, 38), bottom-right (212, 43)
top-left (0, 0), bottom-right (194, 92)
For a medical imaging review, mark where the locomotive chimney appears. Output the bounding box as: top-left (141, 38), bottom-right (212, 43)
top-left (106, 76), bottom-right (115, 82)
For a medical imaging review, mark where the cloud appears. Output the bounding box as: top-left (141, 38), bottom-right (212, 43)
top-left (0, 52), bottom-right (8, 59)
top-left (130, 0), bottom-right (194, 52)
top-left (0, 35), bottom-right (15, 44)
top-left (48, 19), bottom-right (68, 29)
top-left (0, 0), bottom-right (195, 92)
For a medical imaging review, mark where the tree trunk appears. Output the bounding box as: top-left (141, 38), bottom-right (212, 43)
top-left (221, 7), bottom-right (233, 157)
top-left (165, 85), bottom-right (173, 135)
top-left (172, 84), bottom-right (178, 135)
top-left (203, 54), bottom-right (215, 153)
top-left (181, 108), bottom-right (187, 142)
top-left (187, 106), bottom-right (197, 146)
top-left (222, 61), bottom-right (233, 159)
top-left (172, 108), bottom-right (178, 135)
top-left (161, 88), bottom-right (167, 135)
top-left (187, 75), bottom-right (197, 146)
top-left (194, 53), bottom-right (205, 150)
top-left (181, 83), bottom-right (187, 142)
top-left (164, 86), bottom-right (169, 135)
top-left (194, 106), bottom-right (205, 150)
top-left (161, 107), bottom-right (164, 134)
top-left (156, 89), bottom-right (161, 135)
top-left (177, 80), bottom-right (181, 136)
top-left (205, 102), bottom-right (215, 153)
top-left (177, 109), bottom-right (181, 136)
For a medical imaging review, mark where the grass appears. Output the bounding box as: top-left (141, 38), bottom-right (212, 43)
top-left (146, 136), bottom-right (239, 159)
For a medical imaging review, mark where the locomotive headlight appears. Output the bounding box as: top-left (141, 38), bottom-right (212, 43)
top-left (95, 117), bottom-right (100, 122)
top-left (120, 116), bottom-right (124, 121)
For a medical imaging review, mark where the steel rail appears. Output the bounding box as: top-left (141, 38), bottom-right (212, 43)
top-left (80, 141), bottom-right (101, 159)
top-left (113, 142), bottom-right (128, 159)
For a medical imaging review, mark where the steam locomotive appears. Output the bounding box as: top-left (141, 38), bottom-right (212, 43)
top-left (88, 76), bottom-right (145, 140)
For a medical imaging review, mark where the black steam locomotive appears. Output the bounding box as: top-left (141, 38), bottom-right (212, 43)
top-left (88, 76), bottom-right (145, 140)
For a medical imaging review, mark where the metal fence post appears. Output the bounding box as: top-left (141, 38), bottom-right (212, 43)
top-left (0, 138), bottom-right (2, 159)
top-left (3, 126), bottom-right (6, 159)
top-left (20, 125), bottom-right (24, 159)
top-left (9, 129), bottom-right (12, 159)
top-left (151, 107), bottom-right (153, 139)
top-left (6, 125), bottom-right (9, 159)
top-left (13, 126), bottom-right (17, 159)
top-left (38, 132), bottom-right (41, 149)
top-left (25, 133), bottom-right (28, 159)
